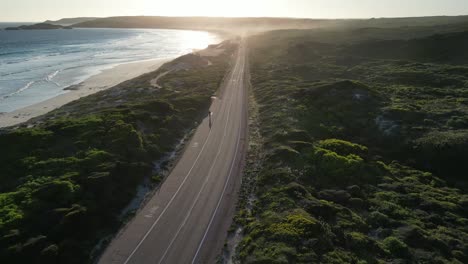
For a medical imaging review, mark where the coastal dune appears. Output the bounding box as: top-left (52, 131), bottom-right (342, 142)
top-left (0, 59), bottom-right (168, 128)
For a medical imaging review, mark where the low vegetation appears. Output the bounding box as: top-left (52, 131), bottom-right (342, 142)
top-left (232, 26), bottom-right (468, 263)
top-left (0, 41), bottom-right (237, 263)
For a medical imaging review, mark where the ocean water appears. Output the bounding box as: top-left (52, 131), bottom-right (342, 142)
top-left (0, 27), bottom-right (220, 112)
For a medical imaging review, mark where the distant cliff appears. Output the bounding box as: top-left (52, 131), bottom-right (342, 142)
top-left (72, 15), bottom-right (468, 32)
top-left (5, 23), bottom-right (72, 30)
top-left (44, 17), bottom-right (99, 26)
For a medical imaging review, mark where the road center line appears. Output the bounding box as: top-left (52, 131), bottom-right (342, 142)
top-left (157, 70), bottom-right (238, 264)
top-left (122, 126), bottom-right (213, 264)
top-left (191, 63), bottom-right (244, 264)
top-left (122, 49), bottom-right (241, 264)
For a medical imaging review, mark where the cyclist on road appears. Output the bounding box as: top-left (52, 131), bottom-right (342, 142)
top-left (208, 111), bottom-right (213, 129)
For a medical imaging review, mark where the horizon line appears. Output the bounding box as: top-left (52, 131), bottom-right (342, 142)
top-left (2, 13), bottom-right (468, 23)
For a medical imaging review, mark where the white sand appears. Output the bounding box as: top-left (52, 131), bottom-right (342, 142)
top-left (0, 58), bottom-right (168, 128)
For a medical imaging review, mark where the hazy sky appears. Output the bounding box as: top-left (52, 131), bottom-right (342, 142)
top-left (1, 0), bottom-right (468, 22)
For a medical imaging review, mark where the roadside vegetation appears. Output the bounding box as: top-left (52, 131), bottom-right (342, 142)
top-left (232, 26), bottom-right (468, 263)
top-left (0, 41), bottom-right (237, 264)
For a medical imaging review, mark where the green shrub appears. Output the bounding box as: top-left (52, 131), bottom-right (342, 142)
top-left (368, 211), bottom-right (392, 228)
top-left (151, 174), bottom-right (163, 184)
top-left (382, 236), bottom-right (409, 258)
top-left (317, 139), bottom-right (368, 157)
top-left (267, 210), bottom-right (320, 243)
top-left (321, 250), bottom-right (359, 264)
top-left (310, 146), bottom-right (365, 186)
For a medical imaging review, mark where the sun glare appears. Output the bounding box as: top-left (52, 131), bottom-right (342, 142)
top-left (179, 30), bottom-right (218, 50)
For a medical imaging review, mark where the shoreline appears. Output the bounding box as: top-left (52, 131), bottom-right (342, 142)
top-left (0, 58), bottom-right (169, 128)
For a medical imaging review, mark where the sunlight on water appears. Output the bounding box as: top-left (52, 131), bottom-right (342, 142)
top-left (0, 28), bottom-right (220, 112)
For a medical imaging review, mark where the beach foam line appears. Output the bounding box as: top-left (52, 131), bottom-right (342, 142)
top-left (45, 70), bottom-right (61, 86)
top-left (0, 80), bottom-right (36, 100)
top-left (0, 58), bottom-right (170, 127)
top-left (46, 70), bottom-right (60, 81)
top-left (1, 69), bottom-right (62, 100)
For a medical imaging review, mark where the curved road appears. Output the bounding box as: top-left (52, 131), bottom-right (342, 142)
top-left (99, 39), bottom-right (248, 264)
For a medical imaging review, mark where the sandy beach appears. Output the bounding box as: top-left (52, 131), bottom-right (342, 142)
top-left (0, 58), bottom-right (168, 128)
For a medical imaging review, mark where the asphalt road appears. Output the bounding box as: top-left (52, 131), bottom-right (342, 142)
top-left (98, 39), bottom-right (248, 264)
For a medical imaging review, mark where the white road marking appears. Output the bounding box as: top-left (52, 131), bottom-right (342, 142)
top-left (192, 45), bottom-right (245, 264)
top-left (144, 206), bottom-right (160, 218)
top-left (157, 77), bottom-right (237, 264)
top-left (123, 121), bottom-right (215, 264)
top-left (122, 47), bottom-right (242, 264)
top-left (149, 206), bottom-right (159, 213)
top-left (157, 44), bottom-right (245, 264)
top-left (192, 107), bottom-right (242, 264)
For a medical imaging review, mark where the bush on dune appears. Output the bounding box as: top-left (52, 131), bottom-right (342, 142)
top-left (235, 28), bottom-right (468, 264)
top-left (0, 44), bottom-right (236, 263)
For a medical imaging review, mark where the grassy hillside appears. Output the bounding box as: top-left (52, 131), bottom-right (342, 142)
top-left (0, 42), bottom-right (237, 264)
top-left (230, 27), bottom-right (468, 263)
